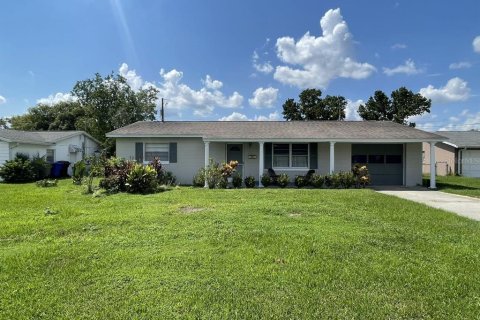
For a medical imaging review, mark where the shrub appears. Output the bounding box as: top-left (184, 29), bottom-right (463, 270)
top-left (0, 154), bottom-right (35, 183)
top-left (205, 159), bottom-right (223, 189)
top-left (157, 170), bottom-right (177, 186)
top-left (294, 175), bottom-right (307, 188)
top-left (99, 175), bottom-right (122, 193)
top-left (339, 171), bottom-right (356, 188)
top-left (72, 160), bottom-right (86, 185)
top-left (232, 173), bottom-right (243, 188)
top-left (216, 177), bottom-right (228, 189)
top-left (277, 173), bottom-right (289, 188)
top-left (330, 172), bottom-right (342, 188)
top-left (324, 175), bottom-right (332, 188)
top-left (310, 174), bottom-right (324, 188)
top-left (36, 179), bottom-right (57, 187)
top-left (84, 156), bottom-right (104, 194)
top-left (261, 174), bottom-right (271, 187)
top-left (244, 176), bottom-right (256, 188)
top-left (352, 164), bottom-right (370, 188)
top-left (30, 154), bottom-right (49, 180)
top-left (125, 163), bottom-right (158, 194)
top-left (192, 168), bottom-right (206, 187)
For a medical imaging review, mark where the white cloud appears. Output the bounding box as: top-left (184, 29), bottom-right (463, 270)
top-left (157, 69), bottom-right (243, 117)
top-left (391, 43), bottom-right (407, 49)
top-left (383, 59), bottom-right (423, 76)
top-left (345, 99), bottom-right (363, 120)
top-left (273, 8), bottom-right (376, 88)
top-left (0, 95), bottom-right (6, 104)
top-left (419, 77), bottom-right (470, 103)
top-left (248, 87), bottom-right (278, 108)
top-left (117, 63), bottom-right (243, 118)
top-left (219, 111), bottom-right (281, 121)
top-left (219, 112), bottom-right (249, 121)
top-left (37, 92), bottom-right (77, 105)
top-left (438, 111), bottom-right (480, 131)
top-left (449, 61), bottom-right (472, 70)
top-left (252, 50), bottom-right (274, 74)
top-left (254, 111), bottom-right (281, 121)
top-left (473, 36), bottom-right (480, 53)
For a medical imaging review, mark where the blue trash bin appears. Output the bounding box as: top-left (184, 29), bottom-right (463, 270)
top-left (51, 162), bottom-right (64, 178)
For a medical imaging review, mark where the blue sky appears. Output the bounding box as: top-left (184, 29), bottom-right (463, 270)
top-left (0, 0), bottom-right (479, 131)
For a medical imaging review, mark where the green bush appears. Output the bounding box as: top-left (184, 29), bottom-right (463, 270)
top-left (310, 174), bottom-right (324, 188)
top-left (30, 154), bottom-right (49, 180)
top-left (232, 173), bottom-right (243, 188)
top-left (99, 175), bottom-right (122, 193)
top-left (261, 174), bottom-right (271, 187)
top-left (244, 176), bottom-right (256, 188)
top-left (330, 172), bottom-right (342, 188)
top-left (0, 154), bottom-right (36, 183)
top-left (339, 171), bottom-right (356, 188)
top-left (72, 160), bottom-right (86, 185)
top-left (294, 175), bottom-right (307, 188)
top-left (192, 168), bottom-right (205, 187)
top-left (216, 177), bottom-right (228, 189)
top-left (277, 173), bottom-right (289, 188)
top-left (149, 157), bottom-right (176, 186)
top-left (125, 163), bottom-right (158, 194)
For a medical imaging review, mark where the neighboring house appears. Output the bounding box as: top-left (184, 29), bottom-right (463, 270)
top-left (423, 131), bottom-right (480, 177)
top-left (107, 121), bottom-right (445, 188)
top-left (0, 130), bottom-right (100, 167)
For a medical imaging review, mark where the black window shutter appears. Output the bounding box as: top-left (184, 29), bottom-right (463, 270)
top-left (135, 142), bottom-right (144, 163)
top-left (309, 143), bottom-right (318, 169)
top-left (264, 143), bottom-right (272, 168)
top-left (169, 143), bottom-right (177, 163)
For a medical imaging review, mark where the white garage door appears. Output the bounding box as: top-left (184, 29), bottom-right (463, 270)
top-left (461, 150), bottom-right (480, 177)
top-left (0, 141), bottom-right (9, 166)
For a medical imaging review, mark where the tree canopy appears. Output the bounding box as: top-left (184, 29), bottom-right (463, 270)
top-left (282, 89), bottom-right (346, 121)
top-left (358, 87), bottom-right (431, 127)
top-left (7, 72), bottom-right (159, 152)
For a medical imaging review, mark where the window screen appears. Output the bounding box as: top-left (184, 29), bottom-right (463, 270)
top-left (145, 143), bottom-right (169, 162)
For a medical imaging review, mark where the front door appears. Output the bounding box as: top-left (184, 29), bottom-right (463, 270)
top-left (227, 144), bottom-right (243, 177)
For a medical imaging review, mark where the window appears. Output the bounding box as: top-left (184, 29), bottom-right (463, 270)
top-left (145, 143), bottom-right (169, 162)
top-left (352, 155), bottom-right (367, 164)
top-left (386, 155), bottom-right (402, 164)
top-left (46, 149), bottom-right (54, 163)
top-left (292, 144), bottom-right (308, 167)
top-left (368, 155), bottom-right (385, 164)
top-left (273, 143), bottom-right (309, 168)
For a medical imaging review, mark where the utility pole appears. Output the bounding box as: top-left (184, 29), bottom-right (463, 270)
top-left (161, 98), bottom-right (165, 122)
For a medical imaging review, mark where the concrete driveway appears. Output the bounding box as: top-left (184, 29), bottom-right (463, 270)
top-left (374, 186), bottom-right (480, 221)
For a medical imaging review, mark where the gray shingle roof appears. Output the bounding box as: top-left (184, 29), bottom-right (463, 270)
top-left (436, 131), bottom-right (480, 148)
top-left (0, 130), bottom-right (95, 144)
top-left (106, 121), bottom-right (446, 142)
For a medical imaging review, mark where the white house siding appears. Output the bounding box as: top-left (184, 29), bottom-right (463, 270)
top-left (244, 143), bottom-right (259, 179)
top-left (318, 142), bottom-right (352, 174)
top-left (10, 143), bottom-right (48, 159)
top-left (405, 142), bottom-right (422, 186)
top-left (116, 137), bottom-right (205, 185)
top-left (0, 141), bottom-right (9, 166)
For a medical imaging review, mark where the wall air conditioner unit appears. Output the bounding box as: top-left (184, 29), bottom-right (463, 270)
top-left (69, 144), bottom-right (82, 153)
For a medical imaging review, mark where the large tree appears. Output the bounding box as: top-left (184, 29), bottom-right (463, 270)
top-left (72, 73), bottom-right (159, 144)
top-left (282, 89), bottom-right (346, 121)
top-left (358, 87), bottom-right (431, 127)
top-left (10, 101), bottom-right (85, 131)
top-left (8, 72), bottom-right (159, 152)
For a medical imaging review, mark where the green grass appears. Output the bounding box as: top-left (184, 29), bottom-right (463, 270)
top-left (1, 181), bottom-right (480, 319)
top-left (424, 175), bottom-right (480, 198)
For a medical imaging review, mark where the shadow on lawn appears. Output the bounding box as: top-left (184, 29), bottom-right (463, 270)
top-left (422, 178), bottom-right (479, 191)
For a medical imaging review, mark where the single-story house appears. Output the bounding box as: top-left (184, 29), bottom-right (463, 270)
top-left (0, 129), bottom-right (100, 167)
top-left (423, 131), bottom-right (480, 177)
top-left (107, 121), bottom-right (445, 188)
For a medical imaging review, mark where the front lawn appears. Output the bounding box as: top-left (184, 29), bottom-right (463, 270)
top-left (424, 175), bottom-right (480, 198)
top-left (1, 181), bottom-right (479, 319)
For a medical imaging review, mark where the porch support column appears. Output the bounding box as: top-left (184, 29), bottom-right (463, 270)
top-left (258, 141), bottom-right (265, 187)
top-left (329, 141), bottom-right (335, 174)
top-left (429, 142), bottom-right (436, 189)
top-left (204, 141), bottom-right (210, 188)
